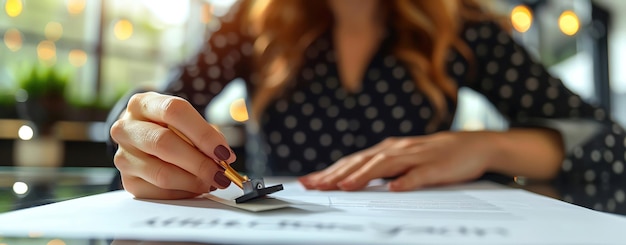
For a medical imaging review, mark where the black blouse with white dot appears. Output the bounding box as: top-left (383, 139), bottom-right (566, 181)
top-left (164, 5), bottom-right (626, 193)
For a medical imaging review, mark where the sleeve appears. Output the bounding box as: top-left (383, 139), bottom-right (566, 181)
top-left (163, 0), bottom-right (254, 114)
top-left (104, 1), bottom-right (253, 159)
top-left (460, 21), bottom-right (625, 184)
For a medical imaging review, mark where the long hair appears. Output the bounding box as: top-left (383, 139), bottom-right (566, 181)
top-left (243, 0), bottom-right (502, 128)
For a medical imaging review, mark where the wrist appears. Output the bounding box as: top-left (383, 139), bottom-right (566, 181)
top-left (479, 131), bottom-right (508, 174)
top-left (478, 128), bottom-right (564, 179)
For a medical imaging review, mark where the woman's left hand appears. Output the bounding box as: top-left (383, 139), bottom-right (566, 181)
top-left (298, 131), bottom-right (499, 191)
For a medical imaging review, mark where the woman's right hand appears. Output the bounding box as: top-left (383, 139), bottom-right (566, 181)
top-left (110, 92), bottom-right (236, 199)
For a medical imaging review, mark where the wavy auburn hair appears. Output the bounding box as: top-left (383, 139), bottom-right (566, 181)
top-left (242, 0), bottom-right (500, 129)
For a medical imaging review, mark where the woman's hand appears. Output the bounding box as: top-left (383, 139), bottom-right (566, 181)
top-left (299, 131), bottom-right (499, 191)
top-left (110, 92), bottom-right (236, 199)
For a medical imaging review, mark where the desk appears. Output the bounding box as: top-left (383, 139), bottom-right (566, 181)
top-left (0, 167), bottom-right (624, 244)
top-left (0, 167), bottom-right (116, 213)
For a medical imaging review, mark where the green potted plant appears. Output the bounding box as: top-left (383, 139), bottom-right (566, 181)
top-left (14, 63), bottom-right (71, 136)
top-left (0, 86), bottom-right (17, 119)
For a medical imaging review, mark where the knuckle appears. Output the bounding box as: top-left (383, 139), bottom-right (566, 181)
top-left (381, 137), bottom-right (396, 145)
top-left (351, 155), bottom-right (366, 164)
top-left (109, 120), bottom-right (125, 142)
top-left (151, 165), bottom-right (171, 189)
top-left (335, 156), bottom-right (348, 165)
top-left (198, 130), bottom-right (221, 151)
top-left (112, 150), bottom-right (128, 170)
top-left (127, 93), bottom-right (146, 113)
top-left (149, 128), bottom-right (174, 155)
top-left (195, 156), bottom-right (216, 177)
top-left (161, 97), bottom-right (189, 122)
top-left (396, 138), bottom-right (413, 148)
top-left (120, 175), bottom-right (140, 195)
top-left (373, 152), bottom-right (392, 162)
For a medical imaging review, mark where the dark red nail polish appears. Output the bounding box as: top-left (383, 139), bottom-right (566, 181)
top-left (209, 186), bottom-right (217, 191)
top-left (213, 171), bottom-right (231, 187)
top-left (214, 145), bottom-right (231, 161)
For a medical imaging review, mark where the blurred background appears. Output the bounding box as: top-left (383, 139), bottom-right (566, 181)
top-left (0, 0), bottom-right (624, 168)
top-left (2, 2), bottom-right (626, 243)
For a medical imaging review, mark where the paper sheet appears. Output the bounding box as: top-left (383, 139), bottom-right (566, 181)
top-left (0, 179), bottom-right (625, 245)
top-left (202, 194), bottom-right (292, 212)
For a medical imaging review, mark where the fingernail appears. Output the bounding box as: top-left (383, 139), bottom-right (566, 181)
top-left (338, 180), bottom-right (349, 188)
top-left (298, 176), bottom-right (309, 184)
top-left (209, 186), bottom-right (217, 191)
top-left (213, 171), bottom-right (231, 187)
top-left (214, 145), bottom-right (231, 161)
top-left (298, 177), bottom-right (312, 188)
top-left (318, 181), bottom-right (333, 189)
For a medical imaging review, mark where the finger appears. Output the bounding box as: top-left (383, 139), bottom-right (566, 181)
top-left (389, 164), bottom-right (450, 191)
top-left (114, 119), bottom-right (230, 189)
top-left (298, 171), bottom-right (321, 189)
top-left (126, 92), bottom-right (236, 164)
top-left (300, 139), bottom-right (413, 190)
top-left (314, 155), bottom-right (374, 190)
top-left (114, 145), bottom-right (211, 194)
top-left (298, 159), bottom-right (352, 189)
top-left (300, 137), bottom-right (424, 190)
top-left (121, 174), bottom-right (201, 200)
top-left (337, 143), bottom-right (436, 190)
top-left (337, 154), bottom-right (408, 191)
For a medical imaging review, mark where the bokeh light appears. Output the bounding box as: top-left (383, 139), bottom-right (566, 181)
top-left (18, 125), bottom-right (34, 140)
top-left (559, 10), bottom-right (580, 36)
top-left (511, 5), bottom-right (533, 33)
top-left (69, 49), bottom-right (88, 67)
top-left (47, 239), bottom-right (66, 245)
top-left (462, 120), bottom-right (485, 131)
top-left (141, 0), bottom-right (190, 25)
top-left (230, 98), bottom-right (249, 122)
top-left (4, 28), bottom-right (23, 51)
top-left (28, 232), bottom-right (44, 238)
top-left (201, 3), bottom-right (213, 24)
top-left (113, 19), bottom-right (134, 40)
top-left (12, 181), bottom-right (28, 195)
top-left (37, 40), bottom-right (57, 61)
top-left (67, 0), bottom-right (86, 15)
top-left (5, 0), bottom-right (23, 17)
top-left (45, 22), bottom-right (64, 41)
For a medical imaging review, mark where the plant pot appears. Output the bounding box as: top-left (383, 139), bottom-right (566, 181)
top-left (16, 92), bottom-right (67, 136)
top-left (13, 135), bottom-right (64, 168)
top-left (0, 104), bottom-right (18, 119)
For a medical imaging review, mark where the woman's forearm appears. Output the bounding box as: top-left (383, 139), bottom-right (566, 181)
top-left (484, 128), bottom-right (565, 180)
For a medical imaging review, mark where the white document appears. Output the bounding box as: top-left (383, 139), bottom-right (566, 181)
top-left (0, 179), bottom-right (625, 245)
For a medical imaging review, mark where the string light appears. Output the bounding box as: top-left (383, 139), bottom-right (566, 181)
top-left (47, 239), bottom-right (67, 245)
top-left (230, 98), bottom-right (249, 122)
top-left (12, 181), bottom-right (28, 195)
top-left (5, 0), bottom-right (23, 17)
top-left (113, 19), bottom-right (134, 40)
top-left (511, 5), bottom-right (533, 33)
top-left (18, 125), bottom-right (33, 140)
top-left (67, 0), bottom-right (86, 15)
top-left (69, 49), bottom-right (88, 67)
top-left (559, 10), bottom-right (580, 36)
top-left (45, 22), bottom-right (64, 41)
top-left (3, 28), bottom-right (23, 51)
top-left (37, 40), bottom-right (57, 61)
top-left (201, 3), bottom-right (213, 24)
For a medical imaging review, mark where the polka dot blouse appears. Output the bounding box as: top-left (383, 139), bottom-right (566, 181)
top-left (165, 5), bottom-right (626, 184)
